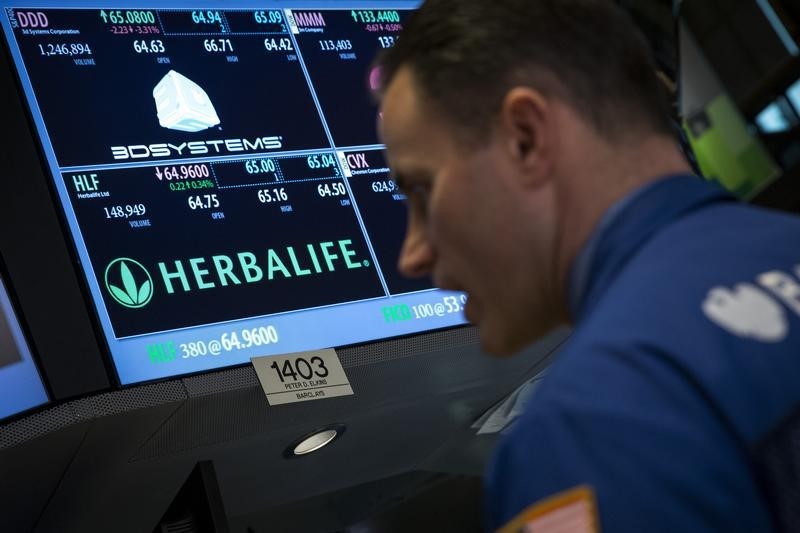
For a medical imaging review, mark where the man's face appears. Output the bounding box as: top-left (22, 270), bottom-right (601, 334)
top-left (379, 68), bottom-right (558, 355)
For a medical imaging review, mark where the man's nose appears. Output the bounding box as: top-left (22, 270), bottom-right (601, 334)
top-left (398, 222), bottom-right (434, 278)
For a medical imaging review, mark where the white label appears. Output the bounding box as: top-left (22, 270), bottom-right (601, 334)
top-left (336, 150), bottom-right (352, 177)
top-left (252, 348), bottom-right (353, 405)
top-left (283, 9), bottom-right (299, 34)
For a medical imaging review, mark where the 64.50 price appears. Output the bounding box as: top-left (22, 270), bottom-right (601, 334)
top-left (317, 182), bottom-right (347, 198)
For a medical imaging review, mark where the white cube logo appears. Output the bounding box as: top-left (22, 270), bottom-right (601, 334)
top-left (153, 70), bottom-right (220, 132)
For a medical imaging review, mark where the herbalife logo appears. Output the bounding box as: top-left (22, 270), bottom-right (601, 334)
top-left (104, 258), bottom-right (154, 309)
top-left (100, 240), bottom-right (367, 309)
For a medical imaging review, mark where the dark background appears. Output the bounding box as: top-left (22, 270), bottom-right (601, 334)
top-left (295, 9), bottom-right (411, 148)
top-left (346, 149), bottom-right (434, 295)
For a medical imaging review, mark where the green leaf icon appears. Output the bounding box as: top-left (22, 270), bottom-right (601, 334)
top-left (109, 284), bottom-right (135, 306)
top-left (104, 258), bottom-right (154, 309)
top-left (137, 280), bottom-right (152, 305)
top-left (120, 261), bottom-right (139, 303)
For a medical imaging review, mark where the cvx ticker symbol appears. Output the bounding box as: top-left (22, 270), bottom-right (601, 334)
top-left (104, 258), bottom-right (153, 309)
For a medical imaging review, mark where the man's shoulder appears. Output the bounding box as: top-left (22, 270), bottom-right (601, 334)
top-left (634, 201), bottom-right (800, 280)
top-left (555, 201), bottom-right (800, 444)
top-left (588, 201), bottom-right (800, 335)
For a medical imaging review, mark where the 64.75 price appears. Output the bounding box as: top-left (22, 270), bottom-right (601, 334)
top-left (188, 194), bottom-right (219, 210)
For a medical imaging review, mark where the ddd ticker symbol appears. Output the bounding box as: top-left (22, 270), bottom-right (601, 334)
top-left (104, 258), bottom-right (153, 309)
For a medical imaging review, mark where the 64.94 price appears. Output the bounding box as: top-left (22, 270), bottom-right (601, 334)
top-left (192, 10), bottom-right (223, 24)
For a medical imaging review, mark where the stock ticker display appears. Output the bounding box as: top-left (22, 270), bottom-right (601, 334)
top-left (2, 4), bottom-right (468, 384)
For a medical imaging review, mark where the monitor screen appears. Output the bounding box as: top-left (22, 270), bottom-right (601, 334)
top-left (1, 1), bottom-right (467, 385)
top-left (0, 270), bottom-right (49, 420)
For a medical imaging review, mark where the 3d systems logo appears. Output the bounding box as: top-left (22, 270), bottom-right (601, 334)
top-left (153, 70), bottom-right (220, 132)
top-left (104, 258), bottom-right (154, 309)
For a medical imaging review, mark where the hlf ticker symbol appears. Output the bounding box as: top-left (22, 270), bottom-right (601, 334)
top-left (104, 258), bottom-right (153, 309)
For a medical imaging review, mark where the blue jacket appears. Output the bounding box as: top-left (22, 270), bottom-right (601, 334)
top-left (486, 176), bottom-right (800, 532)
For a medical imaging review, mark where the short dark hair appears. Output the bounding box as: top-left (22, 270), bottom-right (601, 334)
top-left (376, 0), bottom-right (674, 143)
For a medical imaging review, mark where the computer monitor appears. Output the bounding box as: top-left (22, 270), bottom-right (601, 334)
top-left (1, 2), bottom-right (469, 385)
top-left (0, 261), bottom-right (48, 421)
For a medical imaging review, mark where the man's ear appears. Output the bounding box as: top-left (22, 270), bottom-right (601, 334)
top-left (499, 87), bottom-right (553, 187)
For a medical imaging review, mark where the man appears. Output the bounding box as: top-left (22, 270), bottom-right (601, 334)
top-left (375, 0), bottom-right (800, 531)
